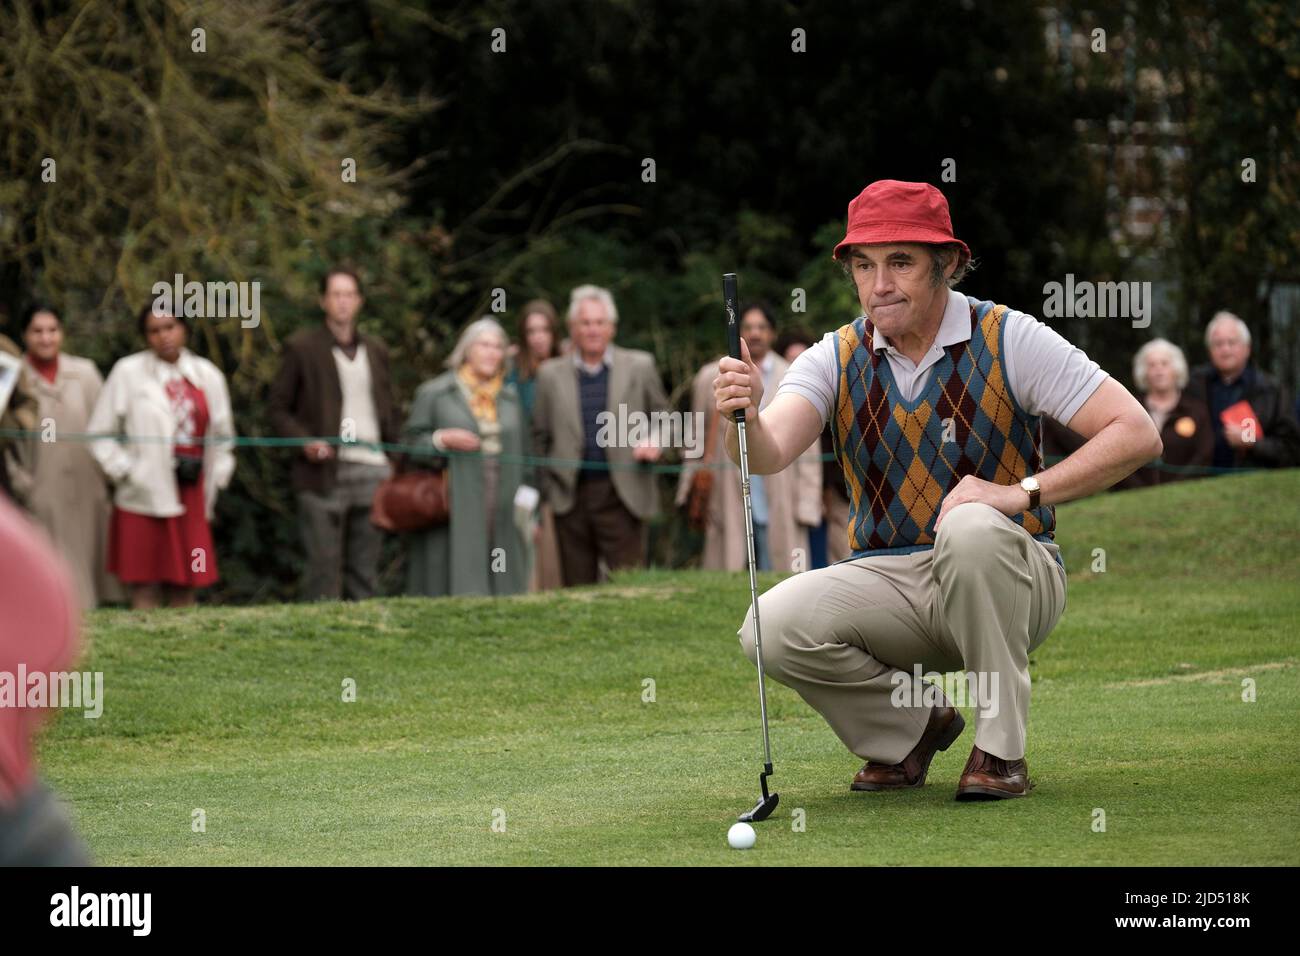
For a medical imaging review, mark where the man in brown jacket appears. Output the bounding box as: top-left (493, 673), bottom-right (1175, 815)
top-left (269, 268), bottom-right (399, 600)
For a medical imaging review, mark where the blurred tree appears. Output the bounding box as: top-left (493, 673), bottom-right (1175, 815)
top-left (4, 0), bottom-right (1287, 594)
top-left (0, 0), bottom-right (430, 601)
top-left (1049, 0), bottom-right (1298, 392)
top-left (1146, 0), bottom-right (1299, 382)
top-left (317, 0), bottom-right (1088, 357)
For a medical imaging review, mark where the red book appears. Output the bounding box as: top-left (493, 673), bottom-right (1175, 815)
top-left (1220, 400), bottom-right (1264, 440)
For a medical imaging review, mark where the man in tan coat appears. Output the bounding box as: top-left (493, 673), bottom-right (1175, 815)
top-left (532, 284), bottom-right (670, 586)
top-left (677, 303), bottom-right (821, 571)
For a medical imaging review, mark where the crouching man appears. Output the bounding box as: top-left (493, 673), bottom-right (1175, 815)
top-left (714, 180), bottom-right (1160, 800)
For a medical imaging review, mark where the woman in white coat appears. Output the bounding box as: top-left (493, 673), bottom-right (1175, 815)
top-left (88, 306), bottom-right (236, 609)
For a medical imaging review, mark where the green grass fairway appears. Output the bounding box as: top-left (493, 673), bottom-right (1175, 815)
top-left (40, 470), bottom-right (1300, 865)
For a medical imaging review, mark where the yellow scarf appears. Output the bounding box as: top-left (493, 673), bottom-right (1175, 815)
top-left (456, 364), bottom-right (503, 424)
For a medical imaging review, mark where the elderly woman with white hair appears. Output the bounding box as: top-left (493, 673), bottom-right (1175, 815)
top-left (402, 317), bottom-right (531, 596)
top-left (1119, 338), bottom-right (1214, 487)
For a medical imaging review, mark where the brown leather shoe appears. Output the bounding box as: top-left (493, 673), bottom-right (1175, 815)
top-left (954, 745), bottom-right (1031, 800)
top-left (850, 703), bottom-right (966, 791)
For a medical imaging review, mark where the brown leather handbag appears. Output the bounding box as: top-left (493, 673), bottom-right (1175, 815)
top-left (371, 458), bottom-right (449, 532)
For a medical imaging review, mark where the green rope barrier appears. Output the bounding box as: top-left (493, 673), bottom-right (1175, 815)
top-left (0, 429), bottom-right (1258, 477)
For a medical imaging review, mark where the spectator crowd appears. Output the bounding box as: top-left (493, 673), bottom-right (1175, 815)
top-left (1, 270), bottom-right (1297, 609)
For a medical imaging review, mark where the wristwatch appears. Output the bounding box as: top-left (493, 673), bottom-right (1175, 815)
top-left (1020, 475), bottom-right (1041, 511)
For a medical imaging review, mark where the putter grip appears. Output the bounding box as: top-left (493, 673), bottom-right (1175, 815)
top-left (722, 273), bottom-right (744, 423)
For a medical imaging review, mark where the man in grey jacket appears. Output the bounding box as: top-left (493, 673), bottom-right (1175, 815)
top-left (531, 285), bottom-right (669, 586)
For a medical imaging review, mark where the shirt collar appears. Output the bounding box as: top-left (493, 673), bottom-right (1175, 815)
top-left (146, 347), bottom-right (200, 381)
top-left (871, 289), bottom-right (971, 356)
top-left (332, 340), bottom-right (366, 359)
top-left (1212, 364), bottom-right (1251, 388)
top-left (573, 344), bottom-right (614, 373)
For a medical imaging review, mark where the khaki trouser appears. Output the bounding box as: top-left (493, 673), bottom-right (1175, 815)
top-left (737, 502), bottom-right (1067, 763)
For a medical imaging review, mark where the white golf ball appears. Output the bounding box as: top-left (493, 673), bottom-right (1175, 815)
top-left (728, 822), bottom-right (756, 850)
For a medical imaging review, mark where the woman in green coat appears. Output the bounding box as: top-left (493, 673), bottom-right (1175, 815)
top-left (403, 317), bottom-right (531, 596)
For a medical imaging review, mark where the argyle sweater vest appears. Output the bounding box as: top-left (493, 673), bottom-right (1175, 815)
top-left (832, 296), bottom-right (1055, 558)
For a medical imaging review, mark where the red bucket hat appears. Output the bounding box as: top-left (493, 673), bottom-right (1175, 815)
top-left (832, 180), bottom-right (970, 261)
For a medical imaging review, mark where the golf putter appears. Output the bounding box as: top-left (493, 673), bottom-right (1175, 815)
top-left (724, 273), bottom-right (779, 824)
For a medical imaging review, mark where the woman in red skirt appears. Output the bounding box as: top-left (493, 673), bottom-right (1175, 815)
top-left (88, 305), bottom-right (237, 609)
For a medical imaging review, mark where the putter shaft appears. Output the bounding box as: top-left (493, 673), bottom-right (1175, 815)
top-left (735, 416), bottom-right (773, 770)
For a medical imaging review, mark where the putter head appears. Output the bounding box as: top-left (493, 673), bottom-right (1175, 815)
top-left (737, 764), bottom-right (778, 822)
top-left (737, 791), bottom-right (779, 823)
